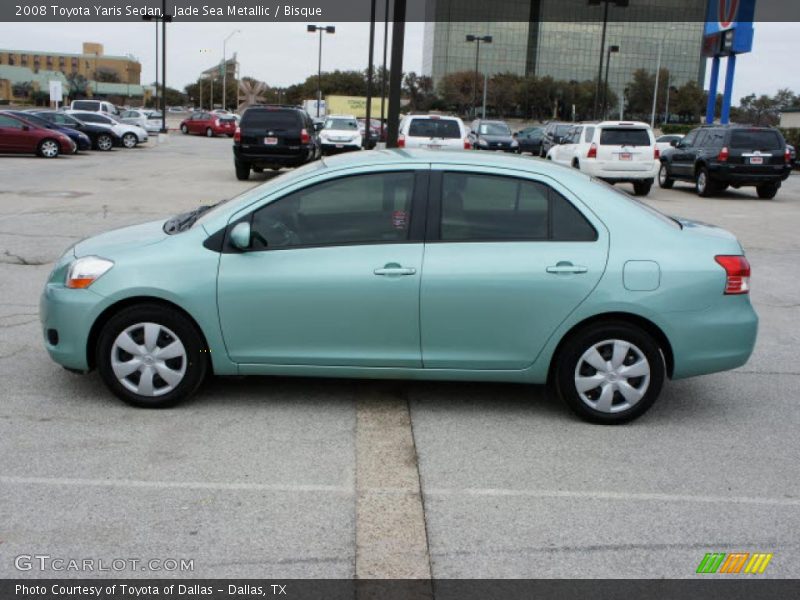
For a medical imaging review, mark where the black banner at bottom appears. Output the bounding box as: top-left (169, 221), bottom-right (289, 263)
top-left (3, 579), bottom-right (800, 600)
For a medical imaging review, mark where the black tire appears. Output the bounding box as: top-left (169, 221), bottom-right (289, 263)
top-left (37, 138), bottom-right (60, 158)
top-left (206, 127), bottom-right (214, 137)
top-left (572, 159), bottom-right (580, 170)
top-left (695, 166), bottom-right (715, 197)
top-left (554, 321), bottom-right (665, 425)
top-left (756, 183), bottom-right (779, 199)
top-left (121, 132), bottom-right (138, 149)
top-left (95, 133), bottom-right (114, 151)
top-left (96, 303), bottom-right (208, 408)
top-left (658, 163), bottom-right (674, 189)
top-left (234, 159), bottom-right (250, 180)
top-left (632, 181), bottom-right (652, 196)
top-left (180, 124), bottom-right (189, 134)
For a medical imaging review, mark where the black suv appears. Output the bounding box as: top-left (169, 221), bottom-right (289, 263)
top-left (233, 105), bottom-right (321, 180)
top-left (658, 125), bottom-right (792, 199)
top-left (540, 121), bottom-right (573, 157)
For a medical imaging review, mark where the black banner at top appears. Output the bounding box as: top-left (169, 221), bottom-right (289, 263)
top-left (3, 0), bottom-right (800, 22)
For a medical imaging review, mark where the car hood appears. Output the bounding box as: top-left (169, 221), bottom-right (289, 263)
top-left (74, 219), bottom-right (169, 258)
top-left (480, 135), bottom-right (514, 143)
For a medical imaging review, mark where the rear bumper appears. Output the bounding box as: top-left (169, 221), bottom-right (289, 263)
top-left (707, 163), bottom-right (791, 185)
top-left (234, 145), bottom-right (312, 168)
top-left (665, 296), bottom-right (758, 380)
top-left (583, 159), bottom-right (659, 181)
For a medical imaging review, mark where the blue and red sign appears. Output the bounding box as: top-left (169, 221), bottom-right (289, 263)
top-left (704, 0), bottom-right (755, 55)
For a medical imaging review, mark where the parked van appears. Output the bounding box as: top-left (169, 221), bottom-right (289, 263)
top-left (69, 100), bottom-right (119, 116)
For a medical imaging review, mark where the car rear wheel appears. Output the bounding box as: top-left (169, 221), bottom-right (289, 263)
top-left (695, 167), bottom-right (716, 197)
top-left (756, 183), bottom-right (779, 199)
top-left (206, 127), bottom-right (214, 137)
top-left (572, 159), bottom-right (580, 170)
top-left (37, 138), bottom-right (60, 158)
top-left (121, 132), bottom-right (137, 149)
top-left (632, 181), bottom-right (652, 196)
top-left (658, 163), bottom-right (674, 188)
top-left (180, 124), bottom-right (189, 134)
top-left (96, 304), bottom-right (208, 408)
top-left (96, 134), bottom-right (113, 151)
top-left (554, 321), bottom-right (665, 424)
top-left (235, 159), bottom-right (251, 180)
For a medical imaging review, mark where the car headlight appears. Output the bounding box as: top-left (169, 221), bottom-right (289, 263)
top-left (478, 139), bottom-right (488, 146)
top-left (511, 139), bottom-right (519, 147)
top-left (65, 256), bottom-right (114, 289)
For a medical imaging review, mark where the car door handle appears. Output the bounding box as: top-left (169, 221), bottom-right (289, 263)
top-left (374, 266), bottom-right (416, 276)
top-left (546, 262), bottom-right (588, 274)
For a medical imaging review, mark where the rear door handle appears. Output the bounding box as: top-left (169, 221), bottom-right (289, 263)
top-left (546, 262), bottom-right (588, 274)
top-left (374, 266), bottom-right (416, 276)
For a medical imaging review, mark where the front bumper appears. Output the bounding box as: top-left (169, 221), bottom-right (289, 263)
top-left (322, 142), bottom-right (361, 153)
top-left (40, 283), bottom-right (105, 372)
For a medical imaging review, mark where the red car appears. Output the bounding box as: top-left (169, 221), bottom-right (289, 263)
top-left (179, 112), bottom-right (237, 137)
top-left (0, 111), bottom-right (77, 158)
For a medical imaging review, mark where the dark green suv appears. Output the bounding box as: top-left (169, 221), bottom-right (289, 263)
top-left (658, 125), bottom-right (792, 199)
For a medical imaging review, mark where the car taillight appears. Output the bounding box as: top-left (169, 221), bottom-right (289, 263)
top-left (718, 146), bottom-right (729, 162)
top-left (300, 128), bottom-right (310, 144)
top-left (398, 134), bottom-right (405, 148)
top-left (785, 148), bottom-right (792, 164)
top-left (587, 143), bottom-right (597, 159)
top-left (464, 138), bottom-right (471, 149)
top-left (233, 127), bottom-right (241, 142)
top-left (715, 255), bottom-right (750, 295)
top-left (654, 147), bottom-right (660, 160)
top-left (214, 119), bottom-right (220, 127)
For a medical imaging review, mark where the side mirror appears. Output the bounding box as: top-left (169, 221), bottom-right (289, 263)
top-left (314, 122), bottom-right (324, 132)
top-left (230, 221), bottom-right (252, 250)
top-left (670, 139), bottom-right (678, 147)
top-left (21, 125), bottom-right (29, 131)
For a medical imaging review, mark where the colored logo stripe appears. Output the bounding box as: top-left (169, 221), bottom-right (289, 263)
top-left (745, 553), bottom-right (773, 574)
top-left (697, 553), bottom-right (726, 574)
top-left (696, 552), bottom-right (773, 574)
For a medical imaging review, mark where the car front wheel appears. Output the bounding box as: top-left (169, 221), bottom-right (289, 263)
top-left (38, 138), bottom-right (60, 158)
top-left (658, 163), bottom-right (674, 188)
top-left (96, 304), bottom-right (208, 408)
top-left (121, 132), bottom-right (137, 149)
top-left (180, 124), bottom-right (189, 134)
top-left (554, 321), bottom-right (665, 424)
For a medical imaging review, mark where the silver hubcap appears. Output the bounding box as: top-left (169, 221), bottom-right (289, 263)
top-left (574, 339), bottom-right (650, 414)
top-left (98, 136), bottom-right (112, 150)
top-left (123, 134), bottom-right (136, 148)
top-left (41, 141), bottom-right (58, 157)
top-left (697, 171), bottom-right (706, 191)
top-left (206, 129), bottom-right (213, 136)
top-left (659, 165), bottom-right (667, 184)
top-left (111, 322), bottom-right (187, 397)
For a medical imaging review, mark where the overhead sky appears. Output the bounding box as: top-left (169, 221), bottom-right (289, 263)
top-left (1, 22), bottom-right (797, 102)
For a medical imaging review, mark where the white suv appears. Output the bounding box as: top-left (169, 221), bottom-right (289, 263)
top-left (398, 115), bottom-right (469, 151)
top-left (567, 121), bottom-right (659, 196)
top-left (319, 114), bottom-right (362, 154)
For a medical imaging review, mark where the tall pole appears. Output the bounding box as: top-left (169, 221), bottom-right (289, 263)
top-left (317, 29), bottom-right (323, 116)
top-left (365, 0), bottom-right (376, 148)
top-left (650, 40), bottom-right (663, 128)
top-left (705, 56), bottom-right (720, 124)
top-left (386, 0), bottom-right (406, 148)
top-left (223, 30), bottom-right (240, 112)
top-left (602, 46), bottom-right (617, 119)
top-left (160, 0), bottom-right (166, 133)
top-left (592, 0), bottom-right (609, 120)
top-left (720, 54), bottom-right (736, 125)
top-left (380, 0), bottom-right (389, 136)
top-left (482, 71), bottom-right (488, 119)
top-left (199, 78), bottom-right (203, 110)
top-left (472, 39), bottom-right (481, 119)
top-left (663, 71), bottom-right (671, 126)
top-left (154, 23), bottom-right (158, 109)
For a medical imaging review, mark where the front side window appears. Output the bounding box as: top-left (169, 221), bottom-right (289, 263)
top-left (248, 172), bottom-right (416, 249)
top-left (440, 173), bottom-right (596, 242)
top-left (682, 129), bottom-right (699, 147)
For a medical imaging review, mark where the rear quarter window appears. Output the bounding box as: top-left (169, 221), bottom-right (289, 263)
top-left (408, 118), bottom-right (462, 139)
top-left (600, 128), bottom-right (651, 146)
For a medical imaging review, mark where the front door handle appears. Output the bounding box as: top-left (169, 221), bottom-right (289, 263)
top-left (374, 264), bottom-right (416, 276)
top-left (546, 262), bottom-right (588, 274)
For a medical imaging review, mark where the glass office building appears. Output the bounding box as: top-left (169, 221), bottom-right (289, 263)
top-left (422, 0), bottom-right (707, 98)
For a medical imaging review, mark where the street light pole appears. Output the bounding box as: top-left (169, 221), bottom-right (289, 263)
top-left (466, 34), bottom-right (492, 120)
top-left (602, 45), bottom-right (619, 119)
top-left (142, 0), bottom-right (171, 134)
top-left (589, 0), bottom-right (628, 120)
top-left (365, 0), bottom-right (376, 149)
top-left (379, 0), bottom-right (389, 137)
top-left (222, 30), bottom-right (241, 112)
top-left (651, 26), bottom-right (675, 129)
top-left (307, 25), bottom-right (335, 117)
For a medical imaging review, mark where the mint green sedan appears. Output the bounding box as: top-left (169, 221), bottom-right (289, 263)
top-left (40, 150), bottom-right (757, 423)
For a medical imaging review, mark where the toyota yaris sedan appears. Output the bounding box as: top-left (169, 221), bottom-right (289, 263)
top-left (40, 150), bottom-right (757, 424)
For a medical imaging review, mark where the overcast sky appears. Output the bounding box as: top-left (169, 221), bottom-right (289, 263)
top-left (1, 22), bottom-right (798, 101)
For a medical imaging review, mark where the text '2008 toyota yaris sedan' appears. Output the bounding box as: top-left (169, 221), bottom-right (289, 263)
top-left (40, 150), bottom-right (757, 424)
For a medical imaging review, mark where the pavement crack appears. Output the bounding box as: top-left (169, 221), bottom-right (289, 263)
top-left (1, 250), bottom-right (48, 266)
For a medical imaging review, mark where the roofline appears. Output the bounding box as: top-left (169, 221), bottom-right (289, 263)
top-left (0, 49), bottom-right (137, 62)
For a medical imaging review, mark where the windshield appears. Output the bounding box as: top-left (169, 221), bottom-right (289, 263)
top-left (324, 118), bottom-right (358, 130)
top-left (407, 118), bottom-right (461, 139)
top-left (554, 125), bottom-right (571, 136)
top-left (479, 122), bottom-right (510, 136)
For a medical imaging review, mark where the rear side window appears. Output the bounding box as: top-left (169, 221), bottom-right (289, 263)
top-left (75, 113), bottom-right (104, 123)
top-left (730, 130), bottom-right (782, 151)
top-left (72, 101), bottom-right (97, 111)
top-left (600, 128), bottom-right (651, 146)
top-left (440, 173), bottom-right (596, 242)
top-left (408, 118), bottom-right (461, 139)
top-left (242, 109), bottom-right (302, 130)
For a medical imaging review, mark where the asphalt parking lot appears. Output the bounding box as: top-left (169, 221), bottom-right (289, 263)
top-left (1, 134), bottom-right (799, 579)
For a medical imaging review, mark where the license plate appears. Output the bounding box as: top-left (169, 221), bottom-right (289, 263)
top-left (264, 137), bottom-right (278, 145)
top-left (619, 152), bottom-right (632, 161)
top-left (335, 144), bottom-right (344, 148)
top-left (749, 156), bottom-right (763, 164)
top-left (427, 144), bottom-right (442, 150)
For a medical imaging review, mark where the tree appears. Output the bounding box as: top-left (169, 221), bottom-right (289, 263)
top-left (438, 70), bottom-right (479, 115)
top-left (403, 72), bottom-right (436, 112)
top-left (670, 80), bottom-right (705, 122)
top-left (65, 73), bottom-right (88, 100)
top-left (96, 68), bottom-right (121, 83)
top-left (624, 68), bottom-right (669, 121)
top-left (738, 93), bottom-right (778, 125)
top-left (12, 81), bottom-right (33, 99)
top-left (488, 72), bottom-right (522, 118)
